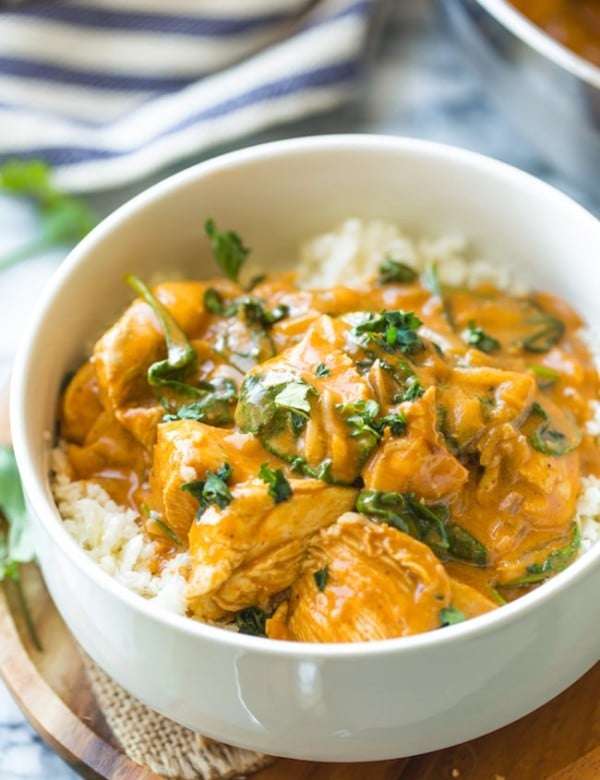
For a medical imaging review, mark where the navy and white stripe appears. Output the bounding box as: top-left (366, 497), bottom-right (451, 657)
top-left (0, 0), bottom-right (382, 191)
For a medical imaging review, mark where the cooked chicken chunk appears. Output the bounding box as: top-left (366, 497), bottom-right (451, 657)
top-left (363, 387), bottom-right (469, 500)
top-left (94, 281), bottom-right (210, 448)
top-left (186, 480), bottom-right (357, 621)
top-left (151, 419), bottom-right (282, 540)
top-left (266, 512), bottom-right (452, 642)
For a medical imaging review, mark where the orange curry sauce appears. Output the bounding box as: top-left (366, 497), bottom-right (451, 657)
top-left (510, 0), bottom-right (600, 66)
top-left (58, 267), bottom-right (600, 641)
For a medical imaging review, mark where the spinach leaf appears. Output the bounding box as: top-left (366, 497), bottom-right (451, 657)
top-left (509, 523), bottom-right (580, 585)
top-left (520, 310), bottom-right (565, 353)
top-left (162, 377), bottom-right (237, 427)
top-left (526, 402), bottom-right (581, 456)
top-left (378, 258), bottom-right (418, 284)
top-left (204, 218), bottom-right (249, 282)
top-left (528, 364), bottom-right (560, 389)
top-left (125, 274), bottom-right (199, 396)
top-left (356, 489), bottom-right (487, 565)
top-left (424, 262), bottom-right (454, 327)
top-left (235, 606), bottom-right (268, 636)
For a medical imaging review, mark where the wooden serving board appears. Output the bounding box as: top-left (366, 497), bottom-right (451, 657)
top-left (0, 564), bottom-right (599, 780)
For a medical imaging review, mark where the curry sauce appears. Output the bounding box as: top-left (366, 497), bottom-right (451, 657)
top-left (510, 0), bottom-right (600, 67)
top-left (57, 227), bottom-right (600, 642)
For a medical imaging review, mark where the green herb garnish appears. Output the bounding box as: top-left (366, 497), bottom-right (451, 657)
top-left (353, 310), bottom-right (424, 356)
top-left (313, 565), bottom-right (329, 591)
top-left (440, 606), bottom-right (466, 627)
top-left (125, 274), bottom-right (199, 396)
top-left (510, 523), bottom-right (580, 585)
top-left (204, 218), bottom-right (249, 283)
top-left (203, 287), bottom-right (227, 315)
top-left (465, 321), bottom-right (500, 354)
top-left (520, 312), bottom-right (565, 353)
top-left (424, 262), bottom-right (454, 327)
top-left (181, 463), bottom-right (233, 519)
top-left (0, 159), bottom-right (96, 271)
top-left (356, 489), bottom-right (487, 565)
top-left (258, 463), bottom-right (292, 504)
top-left (528, 365), bottom-right (560, 389)
top-left (274, 380), bottom-right (316, 417)
top-left (0, 447), bottom-right (42, 651)
top-left (315, 363), bottom-right (330, 378)
top-left (162, 377), bottom-right (237, 427)
top-left (378, 258), bottom-right (418, 284)
top-left (526, 402), bottom-right (581, 456)
top-left (151, 513), bottom-right (182, 547)
top-left (235, 606), bottom-right (268, 636)
top-left (399, 376), bottom-right (425, 402)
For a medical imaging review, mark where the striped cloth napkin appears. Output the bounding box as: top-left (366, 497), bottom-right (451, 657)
top-left (0, 0), bottom-right (384, 192)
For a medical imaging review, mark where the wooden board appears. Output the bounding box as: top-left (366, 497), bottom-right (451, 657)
top-left (0, 563), bottom-right (599, 780)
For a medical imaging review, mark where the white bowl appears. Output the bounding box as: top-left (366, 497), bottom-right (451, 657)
top-left (10, 135), bottom-right (600, 761)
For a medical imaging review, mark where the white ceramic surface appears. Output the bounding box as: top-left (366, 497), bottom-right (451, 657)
top-left (10, 136), bottom-right (600, 761)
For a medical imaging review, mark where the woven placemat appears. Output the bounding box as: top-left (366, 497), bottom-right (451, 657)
top-left (81, 652), bottom-right (275, 780)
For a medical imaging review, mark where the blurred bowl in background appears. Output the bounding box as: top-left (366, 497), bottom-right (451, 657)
top-left (442, 0), bottom-right (600, 195)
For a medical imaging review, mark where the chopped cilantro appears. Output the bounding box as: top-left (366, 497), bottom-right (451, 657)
top-left (353, 310), bottom-right (424, 356)
top-left (526, 402), bottom-right (581, 456)
top-left (274, 380), bottom-right (316, 417)
top-left (181, 463), bottom-right (233, 519)
top-left (313, 566), bottom-right (329, 592)
top-left (440, 606), bottom-right (466, 627)
top-left (315, 362), bottom-right (330, 378)
top-left (378, 258), bottom-right (418, 284)
top-left (465, 321), bottom-right (500, 354)
top-left (258, 463), bottom-right (292, 504)
top-left (235, 606), bottom-right (268, 636)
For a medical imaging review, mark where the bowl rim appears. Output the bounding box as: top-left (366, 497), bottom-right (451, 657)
top-left (10, 133), bottom-right (600, 659)
top-left (474, 0), bottom-right (600, 88)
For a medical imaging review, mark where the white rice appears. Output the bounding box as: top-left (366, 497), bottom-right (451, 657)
top-left (51, 218), bottom-right (600, 613)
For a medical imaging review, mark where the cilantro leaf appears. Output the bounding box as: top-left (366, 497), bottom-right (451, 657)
top-left (353, 310), bottom-right (424, 356)
top-left (205, 218), bottom-right (250, 282)
top-left (440, 606), bottom-right (466, 627)
top-left (465, 321), bottom-right (500, 354)
top-left (181, 463), bottom-right (233, 519)
top-left (0, 159), bottom-right (96, 271)
top-left (315, 363), bottom-right (330, 378)
top-left (313, 565), bottom-right (329, 591)
top-left (235, 606), bottom-right (268, 636)
top-left (274, 381), bottom-right (316, 416)
top-left (378, 258), bottom-right (418, 284)
top-left (258, 463), bottom-right (292, 504)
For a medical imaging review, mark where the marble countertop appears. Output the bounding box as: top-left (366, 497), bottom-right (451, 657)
top-left (0, 2), bottom-right (598, 778)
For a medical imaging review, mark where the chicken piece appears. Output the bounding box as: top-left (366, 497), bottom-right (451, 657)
top-left (362, 387), bottom-right (469, 500)
top-left (236, 315), bottom-right (376, 484)
top-left (266, 512), bottom-right (452, 642)
top-left (60, 359), bottom-right (103, 444)
top-left (186, 480), bottom-right (357, 621)
top-left (436, 366), bottom-right (537, 452)
top-left (150, 419), bottom-right (282, 540)
top-left (93, 281), bottom-right (211, 448)
top-left (66, 410), bottom-right (148, 508)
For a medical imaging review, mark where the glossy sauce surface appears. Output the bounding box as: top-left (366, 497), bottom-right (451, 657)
top-left (58, 267), bottom-right (599, 641)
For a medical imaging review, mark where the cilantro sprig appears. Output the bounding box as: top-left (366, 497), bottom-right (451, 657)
top-left (258, 463), bottom-right (292, 504)
top-left (205, 218), bottom-right (250, 282)
top-left (353, 310), bottom-right (424, 356)
top-left (181, 463), bottom-right (234, 520)
top-left (465, 321), bottom-right (500, 354)
top-left (0, 159), bottom-right (96, 271)
top-left (0, 446), bottom-right (42, 650)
